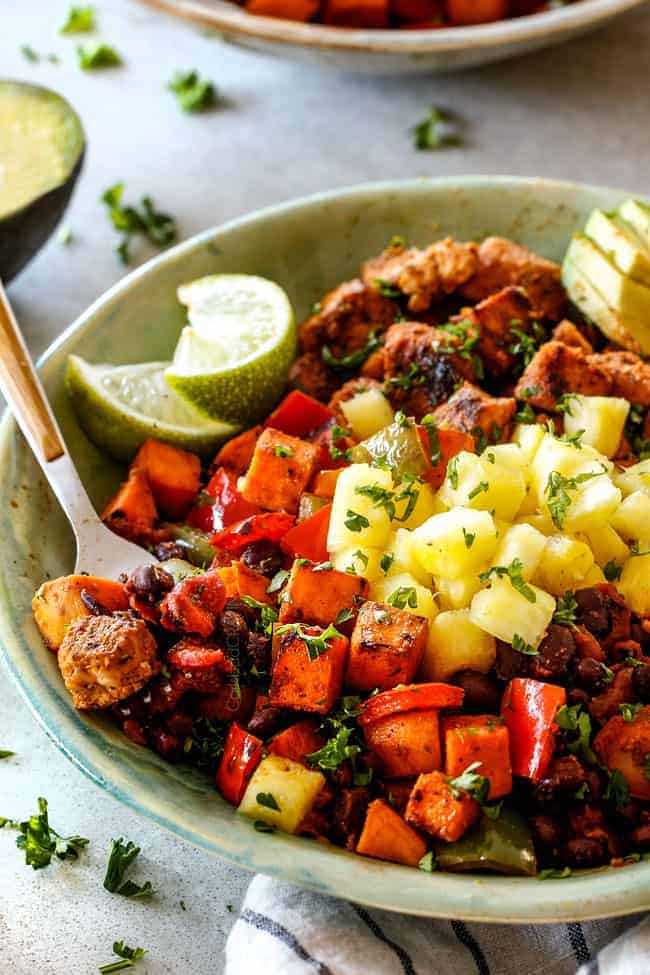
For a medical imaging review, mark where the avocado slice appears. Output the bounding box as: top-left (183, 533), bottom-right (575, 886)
top-left (619, 199), bottom-right (650, 250)
top-left (0, 81), bottom-right (85, 282)
top-left (585, 208), bottom-right (650, 287)
top-left (562, 257), bottom-right (650, 352)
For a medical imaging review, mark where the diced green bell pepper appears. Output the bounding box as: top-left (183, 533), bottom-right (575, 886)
top-left (435, 808), bottom-right (537, 877)
top-left (351, 420), bottom-right (430, 480)
top-left (162, 523), bottom-right (217, 568)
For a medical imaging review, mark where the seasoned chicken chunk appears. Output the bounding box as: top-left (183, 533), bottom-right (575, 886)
top-left (382, 321), bottom-right (475, 419)
top-left (552, 319), bottom-right (594, 353)
top-left (58, 613), bottom-right (160, 710)
top-left (461, 237), bottom-right (566, 321)
top-left (514, 341), bottom-right (612, 410)
top-left (591, 350), bottom-right (650, 407)
top-left (298, 279), bottom-right (397, 359)
top-left (460, 286), bottom-right (536, 379)
top-left (289, 352), bottom-right (338, 402)
top-left (362, 238), bottom-right (479, 313)
top-left (431, 381), bottom-right (516, 442)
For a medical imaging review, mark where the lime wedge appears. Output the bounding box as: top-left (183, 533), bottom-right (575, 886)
top-left (165, 274), bottom-right (296, 424)
top-left (66, 354), bottom-right (238, 462)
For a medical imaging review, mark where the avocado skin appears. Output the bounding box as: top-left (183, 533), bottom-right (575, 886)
top-left (0, 147), bottom-right (84, 282)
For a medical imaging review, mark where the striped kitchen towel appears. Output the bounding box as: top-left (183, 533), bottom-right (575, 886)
top-left (225, 875), bottom-right (649, 975)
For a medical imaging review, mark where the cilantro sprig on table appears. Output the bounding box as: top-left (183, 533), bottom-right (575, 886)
top-left (0, 797), bottom-right (88, 869)
top-left (101, 183), bottom-right (177, 264)
top-left (103, 837), bottom-right (154, 899)
top-left (168, 70), bottom-right (217, 112)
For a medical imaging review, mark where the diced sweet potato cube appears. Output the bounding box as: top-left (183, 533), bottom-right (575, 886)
top-left (241, 428), bottom-right (320, 514)
top-left (269, 625), bottom-right (348, 714)
top-left (215, 561), bottom-right (274, 605)
top-left (268, 719), bottom-right (326, 765)
top-left (356, 799), bottom-right (427, 867)
top-left (32, 575), bottom-right (128, 652)
top-left (311, 468), bottom-right (343, 499)
top-left (442, 714), bottom-right (512, 800)
top-left (405, 770), bottom-right (481, 842)
top-left (347, 600), bottom-right (428, 691)
top-left (363, 708), bottom-right (441, 778)
top-left (594, 706), bottom-right (650, 801)
top-left (213, 426), bottom-right (262, 476)
top-left (132, 439), bottom-right (201, 519)
top-left (101, 468), bottom-right (158, 530)
top-left (279, 560), bottom-right (368, 628)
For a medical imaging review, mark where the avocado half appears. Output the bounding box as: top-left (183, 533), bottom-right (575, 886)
top-left (0, 81), bottom-right (85, 282)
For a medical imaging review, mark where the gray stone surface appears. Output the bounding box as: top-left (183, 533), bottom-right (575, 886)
top-left (2, 1), bottom-right (650, 971)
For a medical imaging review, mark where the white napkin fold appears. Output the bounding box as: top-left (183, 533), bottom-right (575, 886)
top-left (225, 875), bottom-right (648, 975)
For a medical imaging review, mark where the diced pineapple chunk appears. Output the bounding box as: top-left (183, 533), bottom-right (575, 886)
top-left (238, 755), bottom-right (326, 834)
top-left (581, 523), bottom-right (629, 569)
top-left (530, 433), bottom-right (610, 507)
top-left (371, 571), bottom-right (438, 622)
top-left (490, 523), bottom-right (547, 581)
top-left (412, 509), bottom-right (498, 580)
top-left (393, 478), bottom-right (440, 530)
top-left (617, 549), bottom-right (650, 615)
top-left (563, 395), bottom-right (630, 459)
top-left (615, 459), bottom-right (650, 497)
top-left (515, 511), bottom-right (556, 535)
top-left (533, 534), bottom-right (595, 595)
top-left (340, 388), bottom-right (394, 441)
top-left (328, 463), bottom-right (394, 552)
top-left (420, 609), bottom-right (496, 681)
top-left (561, 474), bottom-right (621, 531)
top-left (469, 579), bottom-right (555, 650)
top-left (611, 491), bottom-right (650, 541)
top-left (435, 571), bottom-right (485, 610)
top-left (513, 422), bottom-right (545, 463)
top-left (331, 546), bottom-right (384, 582)
top-left (484, 443), bottom-right (527, 472)
top-left (582, 564), bottom-right (607, 586)
top-left (439, 451), bottom-right (526, 521)
top-left (384, 529), bottom-right (432, 586)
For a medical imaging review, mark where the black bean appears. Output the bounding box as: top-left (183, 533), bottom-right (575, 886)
top-left (529, 814), bottom-right (562, 850)
top-left (528, 624), bottom-right (575, 684)
top-left (80, 589), bottom-right (110, 615)
top-left (451, 670), bottom-right (501, 713)
top-left (240, 539), bottom-right (285, 577)
top-left (220, 610), bottom-right (249, 648)
top-left (127, 564), bottom-right (174, 601)
top-left (495, 640), bottom-right (529, 681)
top-left (152, 540), bottom-right (187, 562)
top-left (564, 837), bottom-right (608, 869)
top-left (574, 657), bottom-right (606, 692)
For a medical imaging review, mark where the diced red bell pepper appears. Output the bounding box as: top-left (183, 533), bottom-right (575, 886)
top-left (211, 512), bottom-right (295, 556)
top-left (167, 644), bottom-right (233, 672)
top-left (358, 682), bottom-right (464, 727)
top-left (311, 422), bottom-right (354, 471)
top-left (280, 504), bottom-right (332, 563)
top-left (187, 468), bottom-right (261, 533)
top-left (198, 685), bottom-right (256, 724)
top-left (417, 425), bottom-right (476, 490)
top-left (216, 722), bottom-right (264, 805)
top-left (266, 390), bottom-right (335, 438)
top-left (501, 677), bottom-right (567, 782)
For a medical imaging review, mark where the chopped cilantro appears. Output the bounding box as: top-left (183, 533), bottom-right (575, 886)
top-left (556, 393), bottom-right (580, 415)
top-left (511, 633), bottom-right (538, 656)
top-left (545, 468), bottom-right (605, 529)
top-left (77, 41), bottom-right (122, 69)
top-left (447, 456), bottom-right (459, 490)
top-left (345, 509), bottom-right (370, 533)
top-left (514, 402), bottom-right (536, 424)
top-left (275, 622), bottom-right (344, 661)
top-left (600, 662), bottom-right (615, 685)
top-left (620, 702), bottom-right (643, 723)
top-left (380, 553), bottom-right (394, 574)
top-left (99, 942), bottom-right (147, 973)
top-left (553, 592), bottom-right (578, 627)
top-left (538, 867), bottom-right (572, 880)
top-left (479, 559), bottom-right (536, 603)
top-left (468, 480), bottom-right (489, 500)
top-left (604, 560), bottom-right (622, 582)
top-left (256, 792), bottom-right (280, 811)
top-left (60, 5), bottom-right (95, 32)
top-left (103, 838), bottom-right (154, 899)
top-left (322, 331), bottom-right (382, 377)
top-left (384, 363), bottom-right (426, 391)
top-left (101, 183), bottom-right (177, 264)
top-left (0, 750), bottom-right (14, 759)
top-left (168, 69), bottom-right (217, 112)
top-left (253, 821), bottom-right (276, 833)
top-left (603, 768), bottom-right (630, 807)
top-left (267, 569), bottom-right (289, 593)
top-left (1, 797), bottom-right (89, 870)
top-left (462, 527), bottom-right (475, 549)
top-left (420, 414), bottom-right (442, 466)
top-left (412, 106), bottom-right (460, 150)
top-left (555, 704), bottom-right (596, 765)
top-left (273, 445), bottom-right (293, 458)
top-left (418, 851), bottom-right (438, 872)
top-left (373, 278), bottom-right (401, 299)
top-left (307, 696), bottom-right (364, 774)
top-left (387, 586), bottom-right (418, 610)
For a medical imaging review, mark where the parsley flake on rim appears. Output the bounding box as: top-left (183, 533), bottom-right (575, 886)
top-left (418, 851), bottom-right (438, 872)
top-left (538, 867), bottom-right (572, 881)
top-left (168, 69), bottom-right (217, 112)
top-left (98, 942), bottom-right (147, 973)
top-left (103, 838), bottom-right (154, 899)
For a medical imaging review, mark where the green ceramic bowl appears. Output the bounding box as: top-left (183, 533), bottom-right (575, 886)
top-left (1, 177), bottom-right (649, 922)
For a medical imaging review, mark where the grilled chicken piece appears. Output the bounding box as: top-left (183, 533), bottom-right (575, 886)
top-left (382, 321), bottom-right (476, 420)
top-left (514, 341), bottom-right (612, 410)
top-left (459, 285), bottom-right (535, 380)
top-left (289, 352), bottom-right (338, 402)
top-left (58, 613), bottom-right (160, 710)
top-left (460, 237), bottom-right (566, 321)
top-left (552, 319), bottom-right (594, 354)
top-left (431, 381), bottom-right (516, 442)
top-left (361, 238), bottom-right (479, 313)
top-left (298, 279), bottom-right (397, 359)
top-left (591, 350), bottom-right (650, 407)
